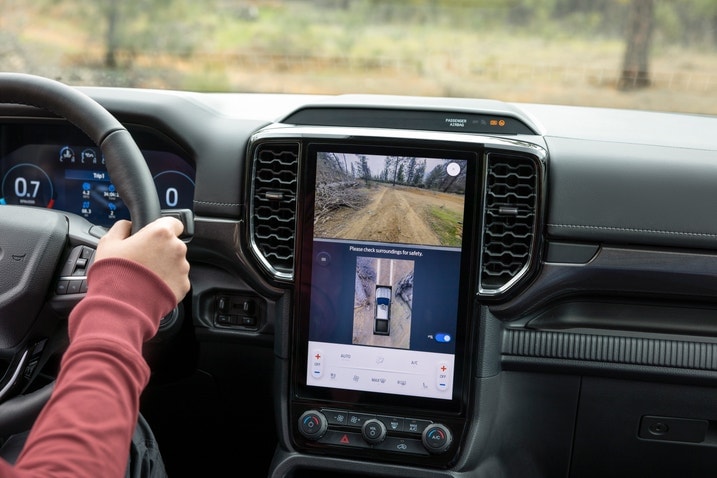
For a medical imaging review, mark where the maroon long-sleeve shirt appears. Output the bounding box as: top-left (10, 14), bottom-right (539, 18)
top-left (0, 257), bottom-right (175, 478)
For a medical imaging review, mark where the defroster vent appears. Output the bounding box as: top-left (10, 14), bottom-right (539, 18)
top-left (480, 152), bottom-right (539, 296)
top-left (250, 142), bottom-right (300, 280)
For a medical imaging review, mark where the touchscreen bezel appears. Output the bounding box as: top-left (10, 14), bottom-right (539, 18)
top-left (292, 140), bottom-right (482, 415)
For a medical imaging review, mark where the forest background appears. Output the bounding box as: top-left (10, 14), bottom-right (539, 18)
top-left (1, 0), bottom-right (716, 114)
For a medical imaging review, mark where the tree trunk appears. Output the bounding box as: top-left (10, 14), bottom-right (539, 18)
top-left (618, 0), bottom-right (654, 90)
top-left (104, 2), bottom-right (119, 68)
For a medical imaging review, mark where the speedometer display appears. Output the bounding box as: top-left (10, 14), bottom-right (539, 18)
top-left (0, 163), bottom-right (54, 208)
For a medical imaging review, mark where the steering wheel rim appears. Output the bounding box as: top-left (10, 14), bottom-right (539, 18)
top-left (0, 73), bottom-right (161, 406)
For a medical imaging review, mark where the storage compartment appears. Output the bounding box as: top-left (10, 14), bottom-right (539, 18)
top-left (571, 377), bottom-right (717, 477)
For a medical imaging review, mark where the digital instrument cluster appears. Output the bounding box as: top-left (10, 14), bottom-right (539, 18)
top-left (0, 122), bottom-right (195, 227)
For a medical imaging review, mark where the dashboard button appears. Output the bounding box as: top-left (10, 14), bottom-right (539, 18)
top-left (322, 409), bottom-right (349, 426)
top-left (317, 430), bottom-right (368, 449)
top-left (361, 418), bottom-right (387, 444)
top-left (347, 412), bottom-right (371, 429)
top-left (375, 436), bottom-right (429, 455)
top-left (377, 415), bottom-right (404, 432)
top-left (404, 418), bottom-right (431, 435)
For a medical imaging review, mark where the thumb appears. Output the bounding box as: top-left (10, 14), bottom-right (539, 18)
top-left (103, 219), bottom-right (132, 241)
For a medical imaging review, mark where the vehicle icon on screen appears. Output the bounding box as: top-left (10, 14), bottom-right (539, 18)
top-left (374, 285), bottom-right (392, 335)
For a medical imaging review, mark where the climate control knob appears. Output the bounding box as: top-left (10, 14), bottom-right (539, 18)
top-left (421, 423), bottom-right (452, 454)
top-left (361, 418), bottom-right (387, 444)
top-left (298, 410), bottom-right (328, 441)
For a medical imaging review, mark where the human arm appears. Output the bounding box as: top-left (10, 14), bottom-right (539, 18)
top-left (1, 217), bottom-right (189, 478)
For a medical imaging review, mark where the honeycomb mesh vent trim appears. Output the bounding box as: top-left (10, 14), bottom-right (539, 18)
top-left (250, 142), bottom-right (300, 280)
top-left (479, 152), bottom-right (539, 295)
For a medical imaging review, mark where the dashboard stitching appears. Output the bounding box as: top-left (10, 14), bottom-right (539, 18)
top-left (548, 223), bottom-right (717, 238)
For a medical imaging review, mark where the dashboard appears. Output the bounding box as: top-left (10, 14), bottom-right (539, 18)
top-left (3, 86), bottom-right (717, 477)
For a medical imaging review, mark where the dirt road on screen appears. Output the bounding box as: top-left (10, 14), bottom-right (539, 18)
top-left (314, 185), bottom-right (463, 246)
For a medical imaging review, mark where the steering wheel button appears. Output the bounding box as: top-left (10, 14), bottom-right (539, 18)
top-left (80, 246), bottom-right (94, 259)
top-left (67, 280), bottom-right (82, 294)
top-left (60, 248), bottom-right (81, 276)
top-left (55, 280), bottom-right (69, 295)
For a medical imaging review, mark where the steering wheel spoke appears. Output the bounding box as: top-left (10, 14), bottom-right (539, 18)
top-left (0, 206), bottom-right (68, 351)
top-left (48, 214), bottom-right (105, 316)
top-left (0, 340), bottom-right (47, 404)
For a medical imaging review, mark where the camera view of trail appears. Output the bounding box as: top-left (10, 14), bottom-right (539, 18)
top-left (352, 257), bottom-right (414, 349)
top-left (315, 184), bottom-right (464, 246)
top-left (314, 152), bottom-right (466, 349)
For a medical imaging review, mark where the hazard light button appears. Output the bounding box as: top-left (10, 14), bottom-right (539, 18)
top-left (318, 430), bottom-right (369, 449)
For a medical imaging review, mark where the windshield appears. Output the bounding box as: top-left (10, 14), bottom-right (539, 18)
top-left (3, 0), bottom-right (716, 114)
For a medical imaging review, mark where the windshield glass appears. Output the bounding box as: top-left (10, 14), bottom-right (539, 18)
top-left (3, 0), bottom-right (716, 114)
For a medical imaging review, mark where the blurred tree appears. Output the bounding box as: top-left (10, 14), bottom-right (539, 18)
top-left (618, 0), bottom-right (654, 90)
top-left (104, 1), bottom-right (120, 68)
top-left (671, 0), bottom-right (717, 47)
top-left (87, 0), bottom-right (208, 68)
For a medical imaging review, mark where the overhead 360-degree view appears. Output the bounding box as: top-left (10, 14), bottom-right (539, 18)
top-left (1, 1), bottom-right (717, 477)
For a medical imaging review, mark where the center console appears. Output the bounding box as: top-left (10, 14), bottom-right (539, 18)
top-left (289, 137), bottom-right (481, 468)
top-left (248, 125), bottom-right (544, 470)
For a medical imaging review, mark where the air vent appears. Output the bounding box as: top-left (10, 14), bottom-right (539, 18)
top-left (479, 153), bottom-right (539, 295)
top-left (250, 142), bottom-right (300, 280)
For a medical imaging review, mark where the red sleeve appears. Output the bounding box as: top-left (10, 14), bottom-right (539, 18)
top-left (1, 258), bottom-right (176, 478)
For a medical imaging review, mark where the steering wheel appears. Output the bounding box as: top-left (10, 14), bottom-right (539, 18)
top-left (0, 73), bottom-right (161, 418)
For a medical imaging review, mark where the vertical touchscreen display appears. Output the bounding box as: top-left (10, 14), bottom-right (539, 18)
top-left (304, 148), bottom-right (470, 401)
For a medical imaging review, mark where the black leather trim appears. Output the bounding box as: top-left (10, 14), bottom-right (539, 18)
top-left (546, 136), bottom-right (717, 250)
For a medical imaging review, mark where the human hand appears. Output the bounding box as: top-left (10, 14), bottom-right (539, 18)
top-left (94, 217), bottom-right (190, 302)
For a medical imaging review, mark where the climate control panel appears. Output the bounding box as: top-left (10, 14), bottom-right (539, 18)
top-left (297, 408), bottom-right (453, 456)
